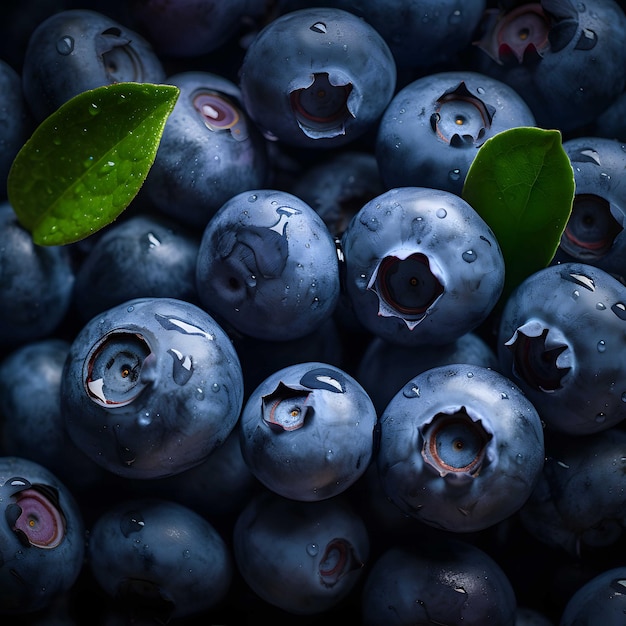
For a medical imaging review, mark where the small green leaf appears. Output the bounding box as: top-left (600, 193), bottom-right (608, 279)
top-left (7, 82), bottom-right (180, 246)
top-left (462, 126), bottom-right (575, 306)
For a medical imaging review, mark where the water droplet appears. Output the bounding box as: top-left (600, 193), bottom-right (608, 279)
top-left (500, 392), bottom-right (508, 400)
top-left (436, 208), bottom-right (447, 218)
top-left (467, 372), bottom-right (474, 378)
top-left (127, 305), bottom-right (135, 313)
top-left (477, 86), bottom-right (486, 94)
top-left (306, 543), bottom-right (319, 556)
top-left (612, 302), bottom-right (626, 320)
top-left (211, 383), bottom-right (220, 393)
top-left (120, 511), bottom-right (145, 537)
top-left (515, 453), bottom-right (524, 464)
top-left (449, 169), bottom-right (461, 181)
top-left (88, 102), bottom-right (100, 116)
top-left (596, 302), bottom-right (606, 310)
top-left (310, 22), bottom-right (327, 33)
top-left (195, 388), bottom-right (205, 401)
top-left (403, 384), bottom-right (420, 398)
top-left (462, 250), bottom-right (477, 263)
top-left (572, 290), bottom-right (580, 300)
top-left (597, 340), bottom-right (606, 353)
top-left (138, 412), bottom-right (152, 427)
top-left (99, 161), bottom-right (116, 175)
top-left (182, 549), bottom-right (191, 559)
top-left (621, 392), bottom-right (626, 403)
top-left (248, 194), bottom-right (257, 202)
top-left (448, 9), bottom-right (462, 24)
top-left (56, 36), bottom-right (74, 55)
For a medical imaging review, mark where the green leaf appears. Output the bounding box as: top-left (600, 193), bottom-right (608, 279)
top-left (7, 82), bottom-right (180, 246)
top-left (462, 126), bottom-right (575, 306)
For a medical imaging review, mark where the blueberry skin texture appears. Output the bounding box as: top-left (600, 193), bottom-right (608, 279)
top-left (551, 136), bottom-right (626, 280)
top-left (0, 456), bottom-right (85, 615)
top-left (72, 213), bottom-right (201, 323)
top-left (0, 60), bottom-right (34, 199)
top-left (142, 71), bottom-right (270, 230)
top-left (0, 202), bottom-right (74, 348)
top-left (87, 497), bottom-right (233, 620)
top-left (497, 262), bottom-right (626, 435)
top-left (361, 539), bottom-right (517, 626)
top-left (471, 0), bottom-right (626, 134)
top-left (519, 427), bottom-right (626, 556)
top-left (0, 338), bottom-right (105, 492)
top-left (239, 361), bottom-right (377, 501)
top-left (560, 566), bottom-right (626, 625)
top-left (196, 189), bottom-right (341, 342)
top-left (377, 363), bottom-right (545, 533)
top-left (233, 489), bottom-right (369, 615)
top-left (61, 297), bottom-right (244, 479)
top-left (341, 187), bottom-right (505, 347)
top-left (239, 7), bottom-right (397, 148)
top-left (21, 9), bottom-right (165, 122)
top-left (375, 70), bottom-right (536, 196)
top-left (330, 0), bottom-right (487, 69)
top-left (356, 331), bottom-right (499, 416)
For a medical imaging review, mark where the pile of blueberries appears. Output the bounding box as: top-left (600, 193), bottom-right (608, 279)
top-left (1, 0), bottom-right (626, 623)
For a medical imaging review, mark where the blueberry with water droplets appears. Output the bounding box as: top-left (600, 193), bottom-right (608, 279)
top-left (195, 189), bottom-right (341, 342)
top-left (87, 497), bottom-right (233, 621)
top-left (560, 566), bottom-right (626, 625)
top-left (341, 187), bottom-right (505, 347)
top-left (0, 456), bottom-right (85, 615)
top-left (61, 297), bottom-right (244, 479)
top-left (238, 6), bottom-right (396, 148)
top-left (142, 71), bottom-right (270, 230)
top-left (375, 70), bottom-right (536, 195)
top-left (361, 537), bottom-right (517, 625)
top-left (72, 213), bottom-right (201, 324)
top-left (471, 0), bottom-right (626, 134)
top-left (377, 363), bottom-right (545, 533)
top-left (552, 136), bottom-right (626, 281)
top-left (519, 427), bottom-right (626, 556)
top-left (238, 361), bottom-right (377, 501)
top-left (21, 8), bottom-right (165, 121)
top-left (233, 488), bottom-right (369, 615)
top-left (497, 262), bottom-right (626, 435)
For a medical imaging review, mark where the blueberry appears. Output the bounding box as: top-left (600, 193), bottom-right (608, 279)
top-left (0, 59), bottom-right (34, 199)
top-left (377, 363), bottom-right (545, 533)
top-left (195, 189), bottom-right (341, 342)
top-left (142, 70), bottom-right (270, 230)
top-left (356, 331), bottom-right (500, 416)
top-left (233, 488), bottom-right (369, 615)
top-left (341, 187), bottom-right (505, 347)
top-left (361, 538), bottom-right (517, 625)
top-left (0, 202), bottom-right (74, 348)
top-left (0, 456), bottom-right (85, 614)
top-left (471, 0), bottom-right (626, 134)
top-left (0, 338), bottom-right (105, 492)
top-left (72, 213), bottom-right (201, 323)
top-left (497, 262), bottom-right (626, 435)
top-left (519, 427), bottom-right (626, 556)
top-left (87, 497), bottom-right (233, 621)
top-left (238, 361), bottom-right (377, 501)
top-left (375, 70), bottom-right (536, 195)
top-left (61, 297), bottom-right (244, 479)
top-left (560, 566), bottom-right (626, 625)
top-left (239, 6), bottom-right (396, 148)
top-left (552, 136), bottom-right (626, 280)
top-left (21, 8), bottom-right (165, 122)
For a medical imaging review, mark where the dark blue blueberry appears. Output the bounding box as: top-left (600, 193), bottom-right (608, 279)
top-left (233, 488), bottom-right (369, 615)
top-left (0, 59), bottom-right (34, 199)
top-left (239, 6), bottom-right (396, 148)
top-left (142, 71), bottom-right (270, 229)
top-left (72, 213), bottom-right (201, 324)
top-left (87, 497), bottom-right (233, 621)
top-left (361, 538), bottom-right (517, 625)
top-left (0, 338), bottom-right (105, 492)
top-left (377, 363), bottom-right (545, 533)
top-left (0, 456), bottom-right (85, 614)
top-left (471, 0), bottom-right (626, 134)
top-left (519, 427), bottom-right (626, 556)
top-left (552, 136), bottom-right (626, 281)
top-left (61, 297), bottom-right (244, 479)
top-left (21, 8), bottom-right (165, 122)
top-left (356, 331), bottom-right (500, 416)
top-left (375, 70), bottom-right (536, 195)
top-left (560, 566), bottom-right (626, 625)
top-left (0, 202), bottom-right (74, 349)
top-left (195, 189), bottom-right (341, 342)
top-left (497, 262), bottom-right (626, 434)
top-left (239, 361), bottom-right (377, 501)
top-left (341, 187), bottom-right (505, 347)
